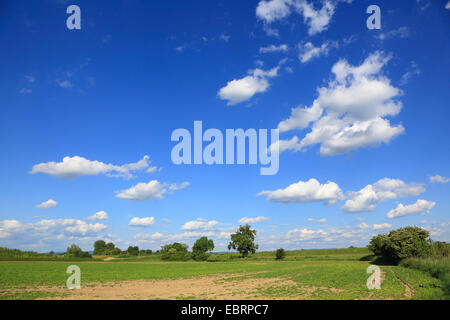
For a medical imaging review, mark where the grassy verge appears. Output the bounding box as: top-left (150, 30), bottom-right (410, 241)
top-left (399, 256), bottom-right (450, 296)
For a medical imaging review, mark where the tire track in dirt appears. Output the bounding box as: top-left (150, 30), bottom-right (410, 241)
top-left (387, 267), bottom-right (414, 299)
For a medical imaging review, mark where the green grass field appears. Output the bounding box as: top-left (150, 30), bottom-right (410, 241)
top-left (0, 248), bottom-right (447, 300)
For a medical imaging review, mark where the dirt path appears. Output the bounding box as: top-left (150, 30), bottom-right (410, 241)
top-left (387, 267), bottom-right (414, 299)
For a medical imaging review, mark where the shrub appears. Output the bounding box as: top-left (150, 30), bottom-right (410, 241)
top-left (368, 226), bottom-right (432, 263)
top-left (127, 246), bottom-right (139, 256)
top-left (386, 227), bottom-right (432, 263)
top-left (192, 237), bottom-right (214, 261)
top-left (105, 247), bottom-right (122, 256)
top-left (368, 234), bottom-right (389, 256)
top-left (433, 242), bottom-right (450, 257)
top-left (93, 240), bottom-right (107, 255)
top-left (206, 253), bottom-right (232, 262)
top-left (66, 244), bottom-right (91, 258)
top-left (160, 242), bottom-right (191, 261)
top-left (139, 249), bottom-right (153, 256)
top-left (275, 248), bottom-right (286, 260)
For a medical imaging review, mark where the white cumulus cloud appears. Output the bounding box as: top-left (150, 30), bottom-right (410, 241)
top-left (342, 178), bottom-right (425, 212)
top-left (218, 66), bottom-right (280, 106)
top-left (182, 218), bottom-right (219, 231)
top-left (373, 223), bottom-right (392, 230)
top-left (275, 52), bottom-right (404, 156)
top-left (299, 41), bottom-right (337, 63)
top-left (429, 175), bottom-right (450, 184)
top-left (129, 217), bottom-right (155, 227)
top-left (115, 180), bottom-right (189, 201)
top-left (256, 0), bottom-right (343, 35)
top-left (238, 216), bottom-right (270, 224)
top-left (257, 178), bottom-right (344, 204)
top-left (30, 155), bottom-right (151, 179)
top-left (387, 199), bottom-right (436, 219)
top-left (260, 44), bottom-right (288, 54)
top-left (36, 199), bottom-right (57, 209)
top-left (86, 211), bottom-right (108, 221)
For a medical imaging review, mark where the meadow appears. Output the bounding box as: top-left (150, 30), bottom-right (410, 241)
top-left (0, 248), bottom-right (447, 300)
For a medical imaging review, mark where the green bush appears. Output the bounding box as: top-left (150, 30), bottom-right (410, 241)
top-left (368, 226), bottom-right (432, 263)
top-left (192, 237), bottom-right (214, 261)
top-left (127, 246), bottom-right (139, 256)
top-left (206, 253), bottom-right (232, 262)
top-left (66, 244), bottom-right (92, 259)
top-left (275, 248), bottom-right (286, 260)
top-left (433, 242), bottom-right (450, 257)
top-left (368, 234), bottom-right (389, 256)
top-left (105, 247), bottom-right (122, 256)
top-left (193, 252), bottom-right (208, 261)
top-left (160, 242), bottom-right (191, 261)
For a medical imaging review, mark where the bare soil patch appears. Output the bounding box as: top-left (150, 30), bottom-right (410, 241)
top-left (21, 272), bottom-right (343, 300)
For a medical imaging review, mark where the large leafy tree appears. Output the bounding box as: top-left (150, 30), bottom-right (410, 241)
top-left (228, 224), bottom-right (258, 257)
top-left (387, 226), bottom-right (432, 262)
top-left (192, 237), bottom-right (214, 261)
top-left (368, 226), bottom-right (432, 263)
top-left (67, 244), bottom-right (83, 256)
top-left (93, 240), bottom-right (107, 255)
top-left (127, 246), bottom-right (139, 256)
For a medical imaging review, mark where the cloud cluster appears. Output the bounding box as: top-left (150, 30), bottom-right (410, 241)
top-left (430, 175), bottom-right (450, 184)
top-left (377, 27), bottom-right (409, 41)
top-left (115, 180), bottom-right (189, 201)
top-left (342, 178), bottom-right (425, 212)
top-left (387, 199), bottom-right (436, 219)
top-left (36, 199), bottom-right (57, 209)
top-left (181, 218), bottom-right (219, 231)
top-left (373, 223), bottom-right (392, 230)
top-left (259, 44), bottom-right (288, 54)
top-left (0, 218), bottom-right (108, 243)
top-left (30, 155), bottom-right (151, 179)
top-left (129, 217), bottom-right (155, 227)
top-left (275, 52), bottom-right (404, 156)
top-left (286, 228), bottom-right (327, 240)
top-left (86, 211), bottom-right (108, 221)
top-left (218, 66), bottom-right (280, 105)
top-left (256, 0), bottom-right (341, 35)
top-left (258, 178), bottom-right (344, 204)
top-left (299, 41), bottom-right (337, 63)
top-left (238, 216), bottom-right (270, 224)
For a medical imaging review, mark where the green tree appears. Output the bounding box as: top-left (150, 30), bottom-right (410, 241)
top-left (66, 244), bottom-right (84, 257)
top-left (433, 241), bottom-right (449, 257)
top-left (105, 242), bottom-right (115, 250)
top-left (93, 240), bottom-right (107, 255)
top-left (227, 224), bottom-right (258, 257)
top-left (386, 226), bottom-right (432, 262)
top-left (368, 226), bottom-right (432, 263)
top-left (368, 234), bottom-right (389, 256)
top-left (192, 237), bottom-right (215, 261)
top-left (160, 243), bottom-right (190, 261)
top-left (127, 246), bottom-right (139, 256)
top-left (275, 248), bottom-right (286, 260)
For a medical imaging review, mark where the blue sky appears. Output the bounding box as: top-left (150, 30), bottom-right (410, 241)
top-left (0, 0), bottom-right (449, 252)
